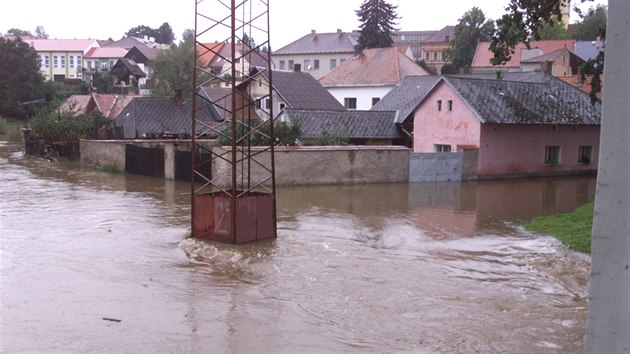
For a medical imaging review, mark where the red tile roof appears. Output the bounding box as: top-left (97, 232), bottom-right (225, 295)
top-left (472, 40), bottom-right (576, 69)
top-left (558, 75), bottom-right (604, 99)
top-left (26, 38), bottom-right (99, 52)
top-left (319, 47), bottom-right (431, 87)
top-left (197, 42), bottom-right (226, 66)
top-left (92, 94), bottom-right (135, 119)
top-left (84, 47), bottom-right (128, 58)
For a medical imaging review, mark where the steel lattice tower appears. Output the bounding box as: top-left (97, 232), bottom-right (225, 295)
top-left (191, 0), bottom-right (276, 243)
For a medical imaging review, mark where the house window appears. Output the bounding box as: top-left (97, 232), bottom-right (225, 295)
top-left (425, 52), bottom-right (430, 61)
top-left (44, 56), bottom-right (49, 68)
top-left (372, 97), bottom-right (380, 106)
top-left (330, 59), bottom-right (337, 70)
top-left (544, 146), bottom-right (561, 165)
top-left (437, 100), bottom-right (442, 111)
top-left (53, 56), bottom-right (58, 68)
top-left (313, 59), bottom-right (319, 70)
top-left (578, 145), bottom-right (592, 164)
top-left (288, 60), bottom-right (294, 69)
top-left (340, 58), bottom-right (346, 64)
top-left (61, 56), bottom-right (66, 68)
top-left (264, 98), bottom-right (270, 110)
top-left (279, 102), bottom-right (286, 111)
top-left (304, 59), bottom-right (311, 70)
top-left (101, 61), bottom-right (108, 70)
top-left (38, 55), bottom-right (43, 67)
top-left (77, 56), bottom-right (81, 68)
top-left (69, 56), bottom-right (74, 68)
top-left (434, 144), bottom-right (451, 152)
top-left (344, 97), bottom-right (357, 109)
top-left (448, 100), bottom-right (453, 111)
top-left (109, 60), bottom-right (115, 68)
top-left (279, 60), bottom-right (285, 70)
top-left (433, 52), bottom-right (439, 61)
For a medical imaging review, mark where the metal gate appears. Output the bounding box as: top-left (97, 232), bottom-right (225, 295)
top-left (409, 152), bottom-right (462, 182)
top-left (174, 150), bottom-right (212, 182)
top-left (125, 144), bottom-right (165, 178)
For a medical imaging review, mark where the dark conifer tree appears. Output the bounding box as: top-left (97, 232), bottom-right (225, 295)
top-left (355, 0), bottom-right (399, 49)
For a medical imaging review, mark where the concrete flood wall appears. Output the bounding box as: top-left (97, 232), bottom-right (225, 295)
top-left (80, 140), bottom-right (410, 186)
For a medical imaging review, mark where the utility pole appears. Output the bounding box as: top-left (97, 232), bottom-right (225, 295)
top-left (191, 0), bottom-right (277, 244)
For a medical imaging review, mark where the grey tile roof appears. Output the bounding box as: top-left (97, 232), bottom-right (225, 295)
top-left (127, 45), bottom-right (162, 62)
top-left (283, 109), bottom-right (402, 139)
top-left (575, 40), bottom-right (605, 61)
top-left (273, 32), bottom-right (358, 55)
top-left (423, 26), bottom-right (455, 43)
top-left (442, 75), bottom-right (602, 125)
top-left (261, 70), bottom-right (345, 110)
top-left (112, 97), bottom-right (221, 139)
top-left (371, 75), bottom-right (441, 123)
top-left (198, 86), bottom-right (233, 120)
top-left (114, 58), bottom-right (146, 76)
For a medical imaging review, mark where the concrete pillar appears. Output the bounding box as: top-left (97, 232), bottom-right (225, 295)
top-left (584, 0), bottom-right (630, 351)
top-left (164, 143), bottom-right (175, 180)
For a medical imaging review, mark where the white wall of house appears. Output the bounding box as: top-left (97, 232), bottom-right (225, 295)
top-left (39, 51), bottom-right (86, 81)
top-left (272, 52), bottom-right (355, 80)
top-left (325, 86), bottom-right (394, 111)
top-left (248, 78), bottom-right (286, 119)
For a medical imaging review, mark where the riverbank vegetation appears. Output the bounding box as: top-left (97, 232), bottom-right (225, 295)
top-left (524, 202), bottom-right (594, 253)
top-left (26, 108), bottom-right (107, 159)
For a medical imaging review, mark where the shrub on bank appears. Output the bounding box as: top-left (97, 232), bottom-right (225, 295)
top-left (27, 108), bottom-right (108, 159)
top-left (0, 117), bottom-right (8, 135)
top-left (524, 202), bottom-right (594, 253)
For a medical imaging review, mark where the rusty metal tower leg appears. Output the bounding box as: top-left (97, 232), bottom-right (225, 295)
top-left (191, 0), bottom-right (276, 244)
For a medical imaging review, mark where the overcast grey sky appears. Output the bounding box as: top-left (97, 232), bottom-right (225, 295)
top-left (1, 0), bottom-right (606, 49)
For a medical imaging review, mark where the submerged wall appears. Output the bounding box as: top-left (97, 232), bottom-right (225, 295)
top-left (80, 140), bottom-right (410, 186)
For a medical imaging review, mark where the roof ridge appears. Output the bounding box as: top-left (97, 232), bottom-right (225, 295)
top-left (393, 47), bottom-right (401, 83)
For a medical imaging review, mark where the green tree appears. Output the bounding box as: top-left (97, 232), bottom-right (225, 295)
top-left (35, 25), bottom-right (49, 39)
top-left (440, 63), bottom-right (459, 75)
top-left (125, 23), bottom-right (175, 45)
top-left (151, 39), bottom-right (208, 97)
top-left (156, 22), bottom-right (175, 45)
top-left (6, 28), bottom-right (32, 37)
top-left (355, 0), bottom-right (399, 49)
top-left (490, 0), bottom-right (603, 99)
top-left (415, 59), bottom-right (437, 75)
top-left (571, 4), bottom-right (607, 40)
top-left (181, 29), bottom-right (195, 45)
top-left (90, 72), bottom-right (116, 94)
top-left (537, 20), bottom-right (572, 39)
top-left (0, 37), bottom-right (45, 119)
top-left (442, 7), bottom-right (495, 73)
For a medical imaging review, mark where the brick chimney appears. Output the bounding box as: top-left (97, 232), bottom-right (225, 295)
top-left (311, 29), bottom-right (316, 35)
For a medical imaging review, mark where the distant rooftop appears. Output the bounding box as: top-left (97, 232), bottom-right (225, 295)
top-left (273, 30), bottom-right (358, 55)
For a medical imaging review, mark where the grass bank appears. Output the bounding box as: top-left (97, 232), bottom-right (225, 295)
top-left (524, 202), bottom-right (594, 253)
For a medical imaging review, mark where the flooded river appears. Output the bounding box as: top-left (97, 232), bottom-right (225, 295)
top-left (0, 137), bottom-right (592, 353)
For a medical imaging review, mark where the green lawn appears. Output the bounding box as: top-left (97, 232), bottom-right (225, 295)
top-left (524, 202), bottom-right (594, 253)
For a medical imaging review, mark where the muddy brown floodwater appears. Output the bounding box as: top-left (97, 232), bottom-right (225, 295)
top-left (0, 137), bottom-right (592, 353)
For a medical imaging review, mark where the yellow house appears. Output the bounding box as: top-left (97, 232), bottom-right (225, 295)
top-left (26, 39), bottom-right (99, 81)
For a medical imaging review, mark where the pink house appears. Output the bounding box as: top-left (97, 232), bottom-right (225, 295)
top-left (412, 76), bottom-right (601, 178)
